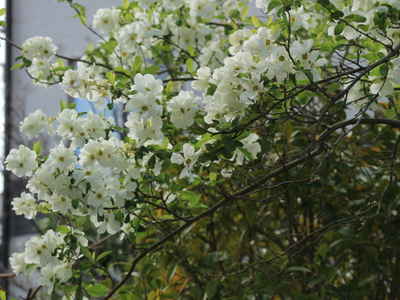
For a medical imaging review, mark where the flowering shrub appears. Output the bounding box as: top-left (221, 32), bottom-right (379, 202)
top-left (3, 0), bottom-right (400, 298)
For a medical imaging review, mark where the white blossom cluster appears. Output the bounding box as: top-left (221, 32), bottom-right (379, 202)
top-left (10, 228), bottom-right (87, 293)
top-left (21, 36), bottom-right (61, 87)
top-left (6, 0), bottom-right (400, 295)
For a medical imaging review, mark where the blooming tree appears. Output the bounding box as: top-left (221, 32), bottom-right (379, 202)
top-left (2, 0), bottom-right (400, 298)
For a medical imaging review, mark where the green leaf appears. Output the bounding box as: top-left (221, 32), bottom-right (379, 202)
top-left (241, 5), bottom-right (249, 21)
top-left (68, 102), bottom-right (76, 110)
top-left (60, 99), bottom-right (68, 111)
top-left (86, 284), bottom-right (108, 297)
top-left (80, 245), bottom-right (92, 261)
top-left (379, 64), bottom-right (388, 77)
top-left (316, 243), bottom-right (328, 261)
top-left (132, 55), bottom-right (143, 73)
top-left (166, 81), bottom-right (174, 93)
top-left (72, 198), bottom-right (79, 209)
top-left (186, 58), bottom-right (195, 73)
top-left (268, 1), bottom-right (282, 12)
top-left (209, 172), bottom-right (217, 186)
top-left (238, 147), bottom-right (255, 161)
top-left (180, 190), bottom-right (200, 206)
top-left (384, 108), bottom-right (396, 119)
top-left (187, 45), bottom-right (196, 56)
top-left (0, 290), bottom-right (6, 300)
top-left (252, 15), bottom-right (261, 28)
top-left (106, 72), bottom-right (115, 86)
top-left (325, 266), bottom-right (337, 282)
top-left (221, 135), bottom-right (236, 152)
top-left (96, 250), bottom-right (113, 262)
top-left (115, 210), bottom-right (125, 226)
top-left (10, 63), bottom-right (24, 70)
top-left (345, 14), bottom-right (366, 23)
top-left (353, 14), bottom-right (367, 22)
top-left (331, 11), bottom-right (344, 20)
top-left (195, 133), bottom-right (215, 150)
top-left (114, 66), bottom-right (132, 77)
top-left (0, 8), bottom-right (6, 17)
top-left (205, 281), bottom-right (219, 299)
top-left (245, 205), bottom-right (256, 226)
top-left (142, 65), bottom-right (159, 75)
top-left (148, 154), bottom-right (156, 169)
top-left (56, 225), bottom-right (70, 234)
top-left (338, 227), bottom-right (356, 237)
top-left (334, 22), bottom-right (345, 36)
top-left (285, 266), bottom-right (313, 273)
top-left (33, 141), bottom-right (41, 155)
top-left (166, 262), bottom-right (178, 284)
top-left (317, 0), bottom-right (330, 7)
top-left (327, 82), bottom-right (341, 93)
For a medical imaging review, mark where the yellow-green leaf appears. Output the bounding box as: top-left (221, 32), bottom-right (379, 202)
top-left (166, 80), bottom-right (174, 93)
top-left (252, 15), bottom-right (261, 28)
top-left (86, 284), bottom-right (108, 297)
top-left (187, 45), bottom-right (195, 56)
top-left (106, 72), bottom-right (116, 86)
top-left (186, 58), bottom-right (195, 73)
top-left (57, 58), bottom-right (65, 68)
top-left (60, 99), bottom-right (68, 111)
top-left (241, 5), bottom-right (249, 21)
top-left (210, 172), bottom-right (217, 186)
top-left (33, 141), bottom-right (41, 155)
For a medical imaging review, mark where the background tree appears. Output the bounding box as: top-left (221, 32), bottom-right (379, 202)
top-left (2, 0), bottom-right (400, 299)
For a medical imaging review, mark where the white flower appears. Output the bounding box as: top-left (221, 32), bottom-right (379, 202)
top-left (229, 29), bottom-right (253, 55)
top-left (37, 264), bottom-right (58, 294)
top-left (22, 36), bottom-right (57, 60)
top-left (55, 259), bottom-right (73, 282)
top-left (20, 109), bottom-right (47, 140)
top-left (126, 92), bottom-right (163, 122)
top-left (5, 145), bottom-right (38, 177)
top-left (60, 69), bottom-right (84, 98)
top-left (10, 252), bottom-right (36, 277)
top-left (171, 143), bottom-right (200, 182)
top-left (83, 112), bottom-right (108, 140)
top-left (12, 192), bottom-right (38, 220)
top-left (24, 237), bottom-right (53, 267)
top-left (125, 115), bottom-right (164, 146)
top-left (115, 23), bottom-right (142, 53)
top-left (27, 167), bottom-right (56, 200)
top-left (132, 73), bottom-right (163, 98)
top-left (90, 209), bottom-right (122, 234)
top-left (93, 8), bottom-right (120, 33)
top-left (49, 193), bottom-right (72, 213)
top-left (48, 142), bottom-right (77, 174)
top-left (255, 0), bottom-right (270, 10)
top-left (86, 186), bottom-right (110, 208)
top-left (233, 133), bottom-right (261, 165)
top-left (370, 76), bottom-right (395, 97)
top-left (189, 0), bottom-right (216, 19)
top-left (167, 91), bottom-right (199, 129)
top-left (288, 6), bottom-right (310, 31)
top-left (192, 67), bottom-right (212, 90)
top-left (163, 0), bottom-right (183, 10)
